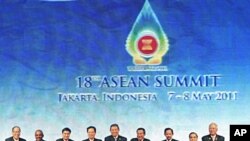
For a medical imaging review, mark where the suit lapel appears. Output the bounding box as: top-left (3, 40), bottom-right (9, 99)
top-left (117, 136), bottom-right (121, 141)
top-left (208, 136), bottom-right (212, 141)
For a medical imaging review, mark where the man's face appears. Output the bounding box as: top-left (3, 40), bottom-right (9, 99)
top-left (165, 130), bottom-right (173, 140)
top-left (110, 126), bottom-right (119, 137)
top-left (62, 131), bottom-right (71, 140)
top-left (137, 130), bottom-right (145, 140)
top-left (189, 134), bottom-right (198, 141)
top-left (87, 128), bottom-right (96, 139)
top-left (209, 124), bottom-right (218, 136)
top-left (12, 127), bottom-right (21, 139)
top-left (35, 131), bottom-right (44, 141)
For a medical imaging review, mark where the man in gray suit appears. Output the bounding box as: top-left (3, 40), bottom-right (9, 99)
top-left (202, 122), bottom-right (224, 141)
top-left (5, 126), bottom-right (26, 141)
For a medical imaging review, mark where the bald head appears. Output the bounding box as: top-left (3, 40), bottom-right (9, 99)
top-left (209, 122), bottom-right (218, 136)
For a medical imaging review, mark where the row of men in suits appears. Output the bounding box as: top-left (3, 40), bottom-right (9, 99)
top-left (5, 122), bottom-right (224, 141)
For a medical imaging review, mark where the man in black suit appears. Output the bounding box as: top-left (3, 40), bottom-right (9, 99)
top-left (162, 128), bottom-right (178, 141)
top-left (104, 124), bottom-right (127, 141)
top-left (130, 128), bottom-right (150, 141)
top-left (202, 123), bottom-right (224, 141)
top-left (35, 129), bottom-right (45, 141)
top-left (5, 126), bottom-right (26, 141)
top-left (56, 127), bottom-right (74, 141)
top-left (82, 126), bottom-right (102, 141)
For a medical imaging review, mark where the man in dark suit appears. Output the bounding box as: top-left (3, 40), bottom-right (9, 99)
top-left (82, 126), bottom-right (102, 141)
top-left (104, 124), bottom-right (127, 141)
top-left (130, 128), bottom-right (150, 141)
top-left (5, 126), bottom-right (26, 141)
top-left (202, 123), bottom-right (224, 141)
top-left (162, 128), bottom-right (178, 141)
top-left (35, 129), bottom-right (45, 141)
top-left (56, 127), bottom-right (74, 141)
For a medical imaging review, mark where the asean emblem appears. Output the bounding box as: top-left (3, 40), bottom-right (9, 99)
top-left (126, 0), bottom-right (169, 65)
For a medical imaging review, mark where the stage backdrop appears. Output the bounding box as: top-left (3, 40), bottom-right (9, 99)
top-left (1, 0), bottom-right (250, 141)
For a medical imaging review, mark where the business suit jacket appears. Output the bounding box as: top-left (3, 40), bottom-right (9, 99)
top-left (104, 135), bottom-right (127, 141)
top-left (130, 138), bottom-right (150, 141)
top-left (56, 138), bottom-right (74, 141)
top-left (202, 135), bottom-right (225, 141)
top-left (162, 139), bottom-right (178, 141)
top-left (5, 137), bottom-right (26, 141)
top-left (83, 138), bottom-right (102, 141)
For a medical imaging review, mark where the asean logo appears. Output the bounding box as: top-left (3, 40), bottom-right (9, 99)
top-left (126, 0), bottom-right (169, 65)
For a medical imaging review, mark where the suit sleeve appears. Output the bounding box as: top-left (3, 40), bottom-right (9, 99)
top-left (220, 136), bottom-right (225, 141)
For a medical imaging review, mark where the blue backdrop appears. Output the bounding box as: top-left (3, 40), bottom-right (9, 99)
top-left (0, 0), bottom-right (250, 141)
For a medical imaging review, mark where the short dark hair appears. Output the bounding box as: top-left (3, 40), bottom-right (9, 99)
top-left (110, 124), bottom-right (119, 130)
top-left (62, 127), bottom-right (71, 133)
top-left (164, 128), bottom-right (174, 134)
top-left (35, 129), bottom-right (44, 136)
top-left (137, 128), bottom-right (146, 135)
top-left (12, 126), bottom-right (21, 132)
top-left (87, 126), bottom-right (96, 133)
top-left (189, 132), bottom-right (198, 138)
